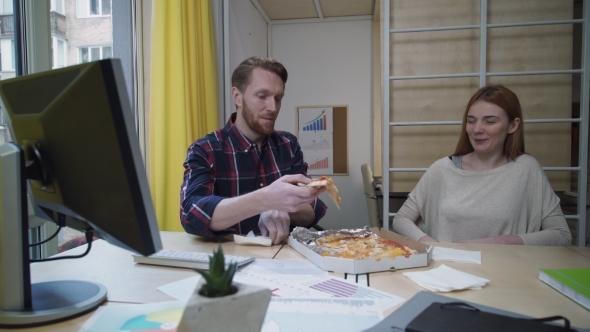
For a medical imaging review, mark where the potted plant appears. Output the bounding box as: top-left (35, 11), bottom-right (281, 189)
top-left (178, 244), bottom-right (271, 332)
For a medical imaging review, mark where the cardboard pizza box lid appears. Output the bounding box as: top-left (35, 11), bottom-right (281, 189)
top-left (288, 228), bottom-right (432, 274)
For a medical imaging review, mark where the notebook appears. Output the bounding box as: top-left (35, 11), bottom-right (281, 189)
top-left (539, 268), bottom-right (590, 310)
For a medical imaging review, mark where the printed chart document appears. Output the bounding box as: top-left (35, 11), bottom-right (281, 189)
top-left (157, 259), bottom-right (405, 311)
top-left (80, 301), bottom-right (186, 332)
top-left (262, 297), bottom-right (383, 332)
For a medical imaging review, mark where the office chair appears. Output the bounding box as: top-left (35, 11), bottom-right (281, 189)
top-left (361, 163), bottom-right (382, 228)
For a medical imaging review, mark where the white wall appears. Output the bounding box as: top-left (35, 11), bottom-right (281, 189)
top-left (227, 0), bottom-right (268, 119)
top-left (271, 20), bottom-right (373, 230)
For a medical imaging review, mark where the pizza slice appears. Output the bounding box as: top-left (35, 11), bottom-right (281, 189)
top-left (305, 176), bottom-right (341, 209)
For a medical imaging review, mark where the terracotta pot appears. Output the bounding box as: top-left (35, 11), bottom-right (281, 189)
top-left (178, 280), bottom-right (271, 332)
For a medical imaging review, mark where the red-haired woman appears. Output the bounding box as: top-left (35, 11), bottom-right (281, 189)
top-left (392, 85), bottom-right (572, 246)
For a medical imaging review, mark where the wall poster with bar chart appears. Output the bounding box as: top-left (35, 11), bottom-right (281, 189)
top-left (297, 106), bottom-right (348, 175)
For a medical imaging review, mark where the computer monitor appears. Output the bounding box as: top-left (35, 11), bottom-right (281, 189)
top-left (0, 59), bottom-right (163, 327)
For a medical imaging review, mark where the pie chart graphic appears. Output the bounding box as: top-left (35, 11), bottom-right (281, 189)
top-left (120, 307), bottom-right (183, 331)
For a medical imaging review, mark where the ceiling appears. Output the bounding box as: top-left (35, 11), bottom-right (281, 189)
top-left (253, 0), bottom-right (376, 23)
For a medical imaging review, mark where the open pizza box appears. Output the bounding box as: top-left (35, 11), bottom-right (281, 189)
top-left (288, 227), bottom-right (432, 274)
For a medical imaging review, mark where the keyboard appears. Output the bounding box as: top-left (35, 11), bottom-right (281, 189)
top-left (132, 249), bottom-right (255, 270)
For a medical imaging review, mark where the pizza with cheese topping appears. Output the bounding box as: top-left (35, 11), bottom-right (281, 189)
top-left (316, 235), bottom-right (415, 260)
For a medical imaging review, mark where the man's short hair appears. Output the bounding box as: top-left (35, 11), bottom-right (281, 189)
top-left (231, 56), bottom-right (288, 93)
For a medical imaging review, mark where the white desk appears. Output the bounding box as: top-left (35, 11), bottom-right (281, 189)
top-left (279, 242), bottom-right (590, 328)
top-left (567, 245), bottom-right (590, 259)
top-left (10, 233), bottom-right (590, 331)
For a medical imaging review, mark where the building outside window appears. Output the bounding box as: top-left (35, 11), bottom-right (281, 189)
top-left (79, 45), bottom-right (112, 63)
top-left (0, 0), bottom-right (115, 252)
top-left (76, 0), bottom-right (111, 17)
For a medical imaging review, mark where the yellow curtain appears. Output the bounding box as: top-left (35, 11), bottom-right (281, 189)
top-left (149, 0), bottom-right (219, 231)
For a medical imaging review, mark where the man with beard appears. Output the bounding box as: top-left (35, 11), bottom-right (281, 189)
top-left (180, 57), bottom-right (328, 245)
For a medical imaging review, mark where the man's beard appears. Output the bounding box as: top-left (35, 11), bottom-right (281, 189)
top-left (243, 100), bottom-right (275, 136)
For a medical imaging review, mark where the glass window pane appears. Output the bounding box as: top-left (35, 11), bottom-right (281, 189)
top-left (101, 0), bottom-right (111, 16)
top-left (90, 47), bottom-right (100, 61)
top-left (0, 36), bottom-right (15, 144)
top-left (80, 47), bottom-right (88, 63)
top-left (56, 0), bottom-right (64, 14)
top-left (102, 46), bottom-right (112, 59)
top-left (10, 39), bottom-right (14, 70)
top-left (69, 1), bottom-right (113, 65)
top-left (76, 0), bottom-right (86, 17)
top-left (90, 0), bottom-right (98, 15)
top-left (57, 40), bottom-right (65, 67)
top-left (2, 0), bottom-right (13, 14)
top-left (5, 0), bottom-right (120, 254)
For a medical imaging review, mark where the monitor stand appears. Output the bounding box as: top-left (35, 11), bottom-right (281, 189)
top-left (0, 143), bottom-right (107, 328)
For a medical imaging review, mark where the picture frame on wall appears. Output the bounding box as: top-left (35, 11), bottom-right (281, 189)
top-left (296, 105), bottom-right (348, 175)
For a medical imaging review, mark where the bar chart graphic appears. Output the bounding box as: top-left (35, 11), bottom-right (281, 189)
top-left (302, 139), bottom-right (329, 150)
top-left (302, 110), bottom-right (327, 131)
top-left (308, 158), bottom-right (329, 170)
top-left (298, 107), bottom-right (334, 175)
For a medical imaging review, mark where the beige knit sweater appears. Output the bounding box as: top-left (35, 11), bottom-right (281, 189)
top-left (391, 154), bottom-right (572, 246)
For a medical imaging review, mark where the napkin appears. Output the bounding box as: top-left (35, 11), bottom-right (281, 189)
top-left (432, 247), bottom-right (482, 264)
top-left (234, 231), bottom-right (272, 247)
top-left (402, 264), bottom-right (489, 292)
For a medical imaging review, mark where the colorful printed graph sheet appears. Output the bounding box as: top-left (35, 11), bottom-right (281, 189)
top-left (261, 297), bottom-right (383, 332)
top-left (79, 301), bottom-right (186, 332)
top-left (298, 107), bottom-right (334, 175)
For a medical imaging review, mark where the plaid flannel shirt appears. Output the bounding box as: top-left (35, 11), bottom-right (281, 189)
top-left (180, 113), bottom-right (327, 238)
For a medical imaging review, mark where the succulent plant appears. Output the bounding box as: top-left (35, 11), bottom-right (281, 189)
top-left (195, 244), bottom-right (238, 298)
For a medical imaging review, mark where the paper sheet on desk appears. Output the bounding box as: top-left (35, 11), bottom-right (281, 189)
top-left (156, 259), bottom-right (326, 301)
top-left (432, 247), bottom-right (481, 264)
top-left (79, 300), bottom-right (187, 332)
top-left (157, 275), bottom-right (201, 301)
top-left (157, 259), bottom-right (404, 311)
top-left (261, 297), bottom-right (383, 332)
top-left (403, 264), bottom-right (489, 292)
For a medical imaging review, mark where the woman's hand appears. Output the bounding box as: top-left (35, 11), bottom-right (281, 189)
top-left (418, 235), bottom-right (439, 242)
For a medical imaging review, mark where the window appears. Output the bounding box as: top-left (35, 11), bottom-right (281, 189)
top-left (5, 0), bottom-right (126, 256)
top-left (79, 45), bottom-right (112, 63)
top-left (0, 0), bottom-right (13, 14)
top-left (0, 0), bottom-right (14, 145)
top-left (51, 0), bottom-right (65, 14)
top-left (0, 38), bottom-right (15, 74)
top-left (76, 0), bottom-right (111, 17)
top-left (53, 37), bottom-right (66, 68)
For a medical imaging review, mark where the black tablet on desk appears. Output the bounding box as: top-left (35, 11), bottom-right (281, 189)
top-left (362, 292), bottom-right (588, 332)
